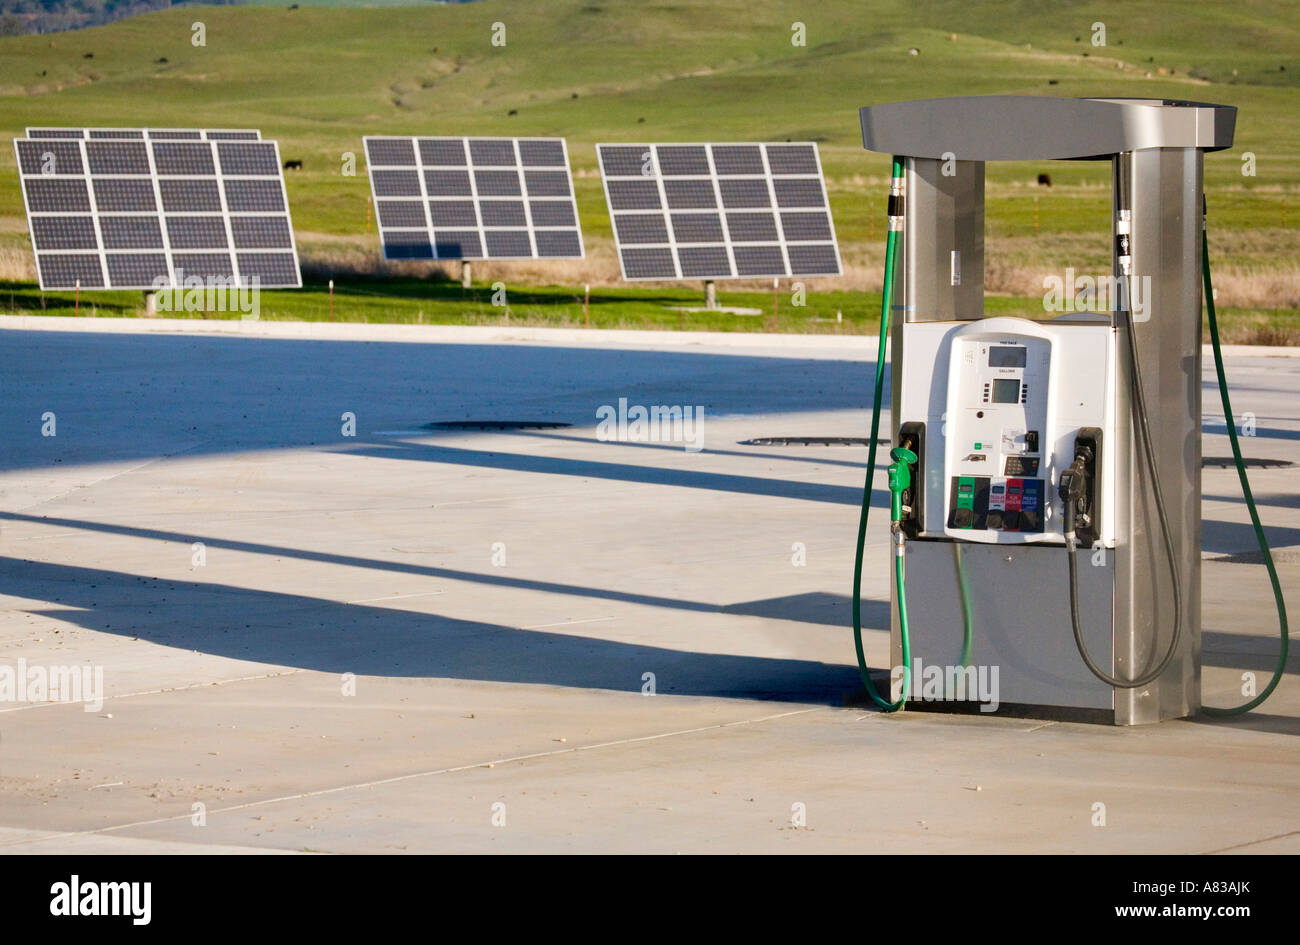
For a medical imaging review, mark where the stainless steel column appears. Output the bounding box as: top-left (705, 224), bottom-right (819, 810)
top-left (1111, 150), bottom-right (1203, 723)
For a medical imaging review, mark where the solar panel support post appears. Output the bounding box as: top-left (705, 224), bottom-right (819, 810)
top-left (142, 290), bottom-right (156, 318)
top-left (461, 260), bottom-right (472, 289)
top-left (704, 279), bottom-right (717, 310)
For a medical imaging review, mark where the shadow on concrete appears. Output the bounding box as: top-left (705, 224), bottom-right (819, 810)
top-left (341, 439), bottom-right (866, 506)
top-left (1185, 710), bottom-right (1300, 737)
top-left (0, 511), bottom-right (887, 625)
top-left (1201, 631), bottom-right (1296, 678)
top-left (1202, 521), bottom-right (1300, 555)
top-left (1205, 491), bottom-right (1300, 511)
top-left (720, 591), bottom-right (871, 627)
top-left (1203, 421), bottom-right (1300, 443)
top-left (0, 510), bottom-right (1285, 679)
top-left (0, 329), bottom-right (884, 475)
top-left (1, 555), bottom-right (864, 704)
top-left (518, 429), bottom-right (874, 471)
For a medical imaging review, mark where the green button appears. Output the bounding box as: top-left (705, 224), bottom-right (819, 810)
top-left (974, 442), bottom-right (982, 450)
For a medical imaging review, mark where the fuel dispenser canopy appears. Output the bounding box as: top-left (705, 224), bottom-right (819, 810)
top-left (860, 95), bottom-right (1235, 160)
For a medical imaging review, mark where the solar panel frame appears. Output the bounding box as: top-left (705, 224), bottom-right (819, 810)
top-left (596, 141), bottom-right (843, 282)
top-left (364, 136), bottom-right (585, 261)
top-left (14, 129), bottom-right (300, 290)
top-left (26, 128), bottom-right (262, 141)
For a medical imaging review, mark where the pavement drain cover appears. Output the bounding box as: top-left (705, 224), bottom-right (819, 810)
top-left (1202, 456), bottom-right (1294, 469)
top-left (425, 420), bottom-right (572, 431)
top-left (740, 436), bottom-right (888, 447)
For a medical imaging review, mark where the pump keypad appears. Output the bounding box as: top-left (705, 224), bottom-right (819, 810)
top-left (1003, 455), bottom-right (1039, 477)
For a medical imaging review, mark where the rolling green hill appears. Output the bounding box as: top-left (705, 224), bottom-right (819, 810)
top-left (0, 0), bottom-right (1296, 337)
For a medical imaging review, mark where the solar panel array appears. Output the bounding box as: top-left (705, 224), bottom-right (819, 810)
top-left (15, 127), bottom-right (301, 290)
top-left (596, 142), bottom-right (842, 281)
top-left (363, 136), bottom-right (584, 261)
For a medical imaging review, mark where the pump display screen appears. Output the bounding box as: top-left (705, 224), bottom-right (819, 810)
top-left (992, 378), bottom-right (1021, 403)
top-left (989, 345), bottom-right (1027, 368)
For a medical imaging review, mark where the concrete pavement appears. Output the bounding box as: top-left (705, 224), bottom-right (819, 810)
top-left (0, 317), bottom-right (1296, 853)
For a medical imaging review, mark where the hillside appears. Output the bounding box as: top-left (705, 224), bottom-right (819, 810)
top-left (0, 0), bottom-right (1296, 335)
top-left (0, 0), bottom-right (468, 36)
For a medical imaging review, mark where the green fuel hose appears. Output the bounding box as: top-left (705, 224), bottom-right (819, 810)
top-left (953, 543), bottom-right (974, 670)
top-left (1201, 215), bottom-right (1290, 716)
top-left (851, 156), bottom-right (909, 711)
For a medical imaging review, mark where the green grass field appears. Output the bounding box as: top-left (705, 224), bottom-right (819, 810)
top-left (0, 0), bottom-right (1296, 339)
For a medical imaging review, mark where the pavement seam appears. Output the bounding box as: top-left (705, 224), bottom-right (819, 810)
top-left (0, 705), bottom-right (828, 849)
top-left (1200, 829), bottom-right (1300, 854)
top-left (13, 439), bottom-right (211, 514)
top-left (0, 668), bottom-right (307, 714)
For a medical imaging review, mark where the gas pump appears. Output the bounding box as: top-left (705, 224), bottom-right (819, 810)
top-left (850, 97), bottom-right (1288, 723)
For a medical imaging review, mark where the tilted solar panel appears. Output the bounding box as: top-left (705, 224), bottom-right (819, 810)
top-left (364, 136), bottom-right (584, 261)
top-left (14, 128), bottom-right (300, 290)
top-left (596, 142), bottom-right (842, 281)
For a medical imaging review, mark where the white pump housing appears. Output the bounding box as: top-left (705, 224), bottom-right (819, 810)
top-left (897, 316), bottom-right (1117, 547)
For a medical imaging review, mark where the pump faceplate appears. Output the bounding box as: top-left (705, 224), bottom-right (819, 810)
top-left (898, 316), bottom-right (1116, 546)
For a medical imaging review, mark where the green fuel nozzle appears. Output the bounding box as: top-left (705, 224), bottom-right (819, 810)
top-left (886, 446), bottom-right (917, 524)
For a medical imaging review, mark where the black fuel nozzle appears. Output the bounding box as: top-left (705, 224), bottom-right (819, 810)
top-left (1057, 451), bottom-right (1091, 503)
top-left (1057, 444), bottom-right (1095, 546)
